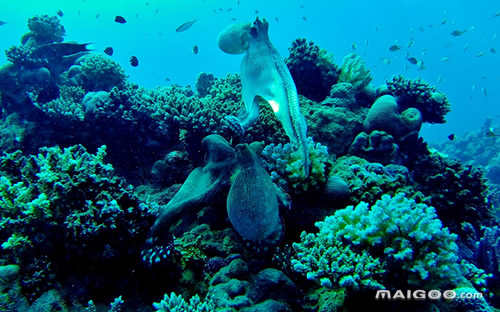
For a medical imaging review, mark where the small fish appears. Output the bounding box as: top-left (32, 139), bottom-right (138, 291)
top-left (351, 42), bottom-right (357, 51)
top-left (448, 134), bottom-right (455, 141)
top-left (481, 88), bottom-right (488, 96)
top-left (130, 56), bottom-right (139, 67)
top-left (450, 29), bottom-right (466, 36)
top-left (440, 56), bottom-right (449, 62)
top-left (493, 33), bottom-right (498, 40)
top-left (0, 20), bottom-right (6, 26)
top-left (472, 84), bottom-right (476, 91)
top-left (176, 20), bottom-right (197, 32)
top-left (115, 16), bottom-right (127, 24)
top-left (226, 8), bottom-right (232, 12)
top-left (437, 75), bottom-right (443, 83)
top-left (231, 17), bottom-right (237, 21)
top-left (57, 9), bottom-right (64, 17)
top-left (490, 48), bottom-right (496, 54)
top-left (407, 56), bottom-right (418, 64)
top-left (302, 16), bottom-right (307, 21)
top-left (165, 77), bottom-right (171, 82)
top-left (476, 51), bottom-right (485, 57)
top-left (493, 11), bottom-right (500, 18)
top-left (389, 44), bottom-right (401, 51)
top-left (255, 10), bottom-right (259, 14)
top-left (441, 18), bottom-right (447, 25)
top-left (382, 57), bottom-right (391, 65)
top-left (155, 8), bottom-right (160, 15)
top-left (407, 39), bottom-right (415, 48)
top-left (193, 45), bottom-right (199, 54)
top-left (104, 47), bottom-right (114, 56)
top-left (486, 127), bottom-right (499, 137)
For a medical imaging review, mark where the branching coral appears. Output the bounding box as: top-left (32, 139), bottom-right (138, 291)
top-left (285, 38), bottom-right (338, 102)
top-left (261, 137), bottom-right (330, 194)
top-left (153, 292), bottom-right (215, 312)
top-left (408, 145), bottom-right (495, 234)
top-left (337, 53), bottom-right (372, 92)
top-left (25, 15), bottom-right (65, 45)
top-left (36, 85), bottom-right (86, 121)
top-left (387, 75), bottom-right (451, 124)
top-left (79, 55), bottom-right (126, 91)
top-left (0, 145), bottom-right (155, 298)
top-left (291, 193), bottom-right (481, 292)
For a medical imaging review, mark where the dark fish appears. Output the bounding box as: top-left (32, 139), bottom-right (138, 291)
top-left (450, 29), bottom-right (466, 36)
top-left (490, 48), bottom-right (496, 54)
top-left (448, 134), bottom-right (455, 141)
top-left (389, 44), bottom-right (401, 51)
top-left (104, 47), bottom-right (114, 56)
top-left (57, 10), bottom-right (64, 17)
top-left (255, 10), bottom-right (259, 14)
top-left (130, 56), bottom-right (139, 67)
top-left (175, 20), bottom-right (197, 32)
top-left (302, 16), bottom-right (307, 21)
top-left (115, 16), bottom-right (127, 24)
top-left (407, 56), bottom-right (418, 64)
top-left (0, 20), bottom-right (6, 26)
top-left (193, 45), bottom-right (199, 54)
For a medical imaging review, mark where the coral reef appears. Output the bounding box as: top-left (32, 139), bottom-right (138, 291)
top-left (291, 193), bottom-right (484, 292)
top-left (337, 53), bottom-right (372, 92)
top-left (386, 75), bottom-right (451, 124)
top-left (285, 38), bottom-right (338, 102)
top-left (24, 15), bottom-right (65, 45)
top-left (0, 145), bottom-right (155, 300)
top-left (77, 55), bottom-right (127, 91)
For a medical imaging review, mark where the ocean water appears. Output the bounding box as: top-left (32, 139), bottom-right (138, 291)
top-left (0, 1), bottom-right (499, 311)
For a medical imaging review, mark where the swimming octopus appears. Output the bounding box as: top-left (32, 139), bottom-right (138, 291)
top-left (217, 17), bottom-right (310, 177)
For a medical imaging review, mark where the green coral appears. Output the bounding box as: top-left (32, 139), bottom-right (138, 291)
top-left (337, 53), bottom-right (371, 91)
top-left (153, 292), bottom-right (215, 312)
top-left (291, 193), bottom-right (476, 292)
top-left (261, 137), bottom-right (331, 194)
top-left (0, 144), bottom-right (154, 298)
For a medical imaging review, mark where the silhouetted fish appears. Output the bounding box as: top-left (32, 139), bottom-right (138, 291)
top-left (115, 16), bottom-right (127, 24)
top-left (176, 20), bottom-right (197, 32)
top-left (57, 10), bottom-right (64, 17)
top-left (389, 44), bottom-right (401, 51)
top-left (130, 56), bottom-right (139, 66)
top-left (450, 29), bottom-right (466, 36)
top-left (0, 21), bottom-right (6, 26)
top-left (407, 56), bottom-right (418, 64)
top-left (104, 47), bottom-right (114, 56)
top-left (193, 45), bottom-right (199, 54)
top-left (448, 134), bottom-right (455, 141)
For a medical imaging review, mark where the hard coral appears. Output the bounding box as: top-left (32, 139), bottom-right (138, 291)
top-left (387, 75), bottom-right (451, 124)
top-left (292, 193), bottom-right (469, 291)
top-left (25, 15), bottom-right (65, 45)
top-left (79, 55), bottom-right (126, 91)
top-left (338, 53), bottom-right (372, 92)
top-left (285, 38), bottom-right (338, 102)
top-left (261, 137), bottom-right (331, 195)
top-left (0, 145), bottom-right (155, 299)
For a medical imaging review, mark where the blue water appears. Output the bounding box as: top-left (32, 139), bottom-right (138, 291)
top-left (1, 0), bottom-right (498, 142)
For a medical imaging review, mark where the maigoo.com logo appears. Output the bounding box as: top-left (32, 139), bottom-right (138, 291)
top-left (375, 289), bottom-right (483, 300)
